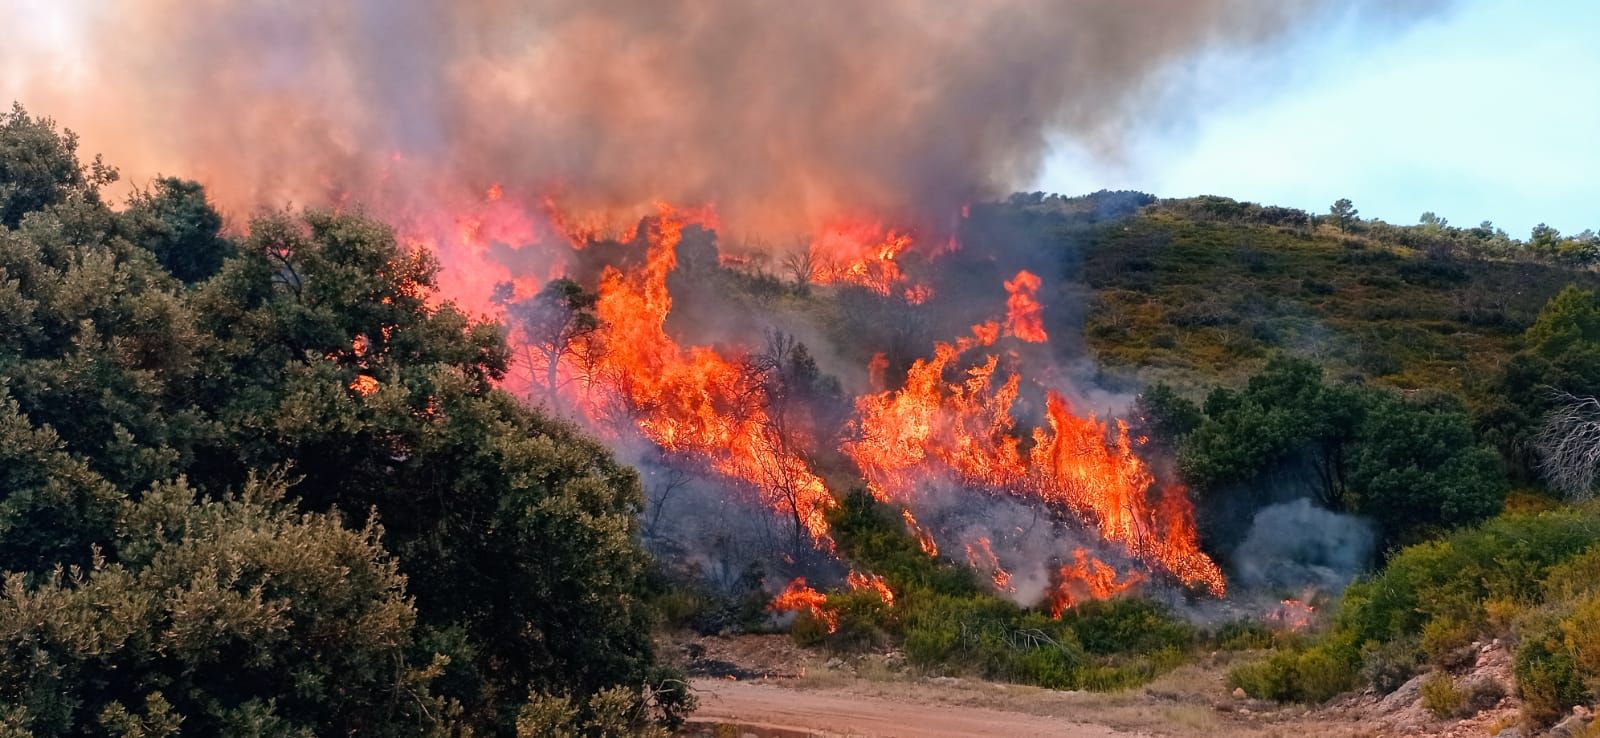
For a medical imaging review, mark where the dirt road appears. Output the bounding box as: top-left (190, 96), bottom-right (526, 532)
top-left (685, 678), bottom-right (1133, 737)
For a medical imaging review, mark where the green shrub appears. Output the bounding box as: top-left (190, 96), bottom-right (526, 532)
top-left (515, 687), bottom-right (672, 738)
top-left (1292, 644), bottom-right (1363, 703)
top-left (1514, 627), bottom-right (1590, 729)
top-left (651, 587), bottom-right (709, 630)
top-left (1544, 544), bottom-right (1600, 602)
top-left (826, 589), bottom-right (895, 651)
top-left (1360, 637), bottom-right (1422, 694)
top-left (1213, 620), bottom-right (1279, 651)
top-left (1420, 673), bottom-right (1467, 719)
top-left (1228, 651), bottom-right (1301, 701)
top-left (1063, 598), bottom-right (1195, 656)
top-left (788, 612), bottom-right (832, 648)
top-left (1420, 616), bottom-right (1477, 667)
top-left (1560, 593), bottom-right (1600, 689)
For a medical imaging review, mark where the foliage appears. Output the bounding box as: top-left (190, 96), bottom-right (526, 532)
top-left (1514, 624), bottom-right (1588, 729)
top-left (1079, 200), bottom-right (1600, 426)
top-left (123, 177), bottom-right (233, 284)
top-left (1177, 357), bottom-right (1505, 548)
top-left (1329, 198), bottom-right (1359, 233)
top-left (0, 105), bottom-right (678, 736)
top-left (0, 476), bottom-right (449, 737)
top-left (1419, 673), bottom-right (1466, 719)
top-left (0, 104), bottom-right (115, 228)
top-left (513, 688), bottom-right (672, 738)
top-left (1232, 503), bottom-right (1600, 726)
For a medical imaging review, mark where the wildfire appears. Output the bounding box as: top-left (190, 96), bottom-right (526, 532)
top-left (847, 571), bottom-right (895, 606)
top-left (844, 323), bottom-right (1226, 604)
top-left (770, 577), bottom-right (838, 633)
top-left (575, 205), bottom-right (836, 546)
top-left (1268, 598), bottom-right (1315, 631)
top-left (391, 190), bottom-right (1225, 616)
top-left (350, 374), bottom-right (380, 397)
top-left (808, 220), bottom-right (922, 298)
top-left (965, 537), bottom-right (1014, 591)
top-left (1003, 269), bottom-right (1048, 342)
top-left (1049, 549), bottom-right (1144, 617)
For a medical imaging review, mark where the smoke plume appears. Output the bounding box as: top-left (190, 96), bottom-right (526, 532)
top-left (5, 1), bottom-right (1442, 237)
top-left (1231, 498), bottom-right (1375, 592)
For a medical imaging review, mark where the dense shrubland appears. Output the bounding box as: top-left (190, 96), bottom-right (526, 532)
top-left (0, 105), bottom-right (683, 736)
top-left (9, 95), bottom-right (1600, 732)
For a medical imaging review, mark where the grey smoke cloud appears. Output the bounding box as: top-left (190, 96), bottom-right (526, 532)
top-left (1232, 498), bottom-right (1375, 591)
top-left (3, 0), bottom-right (1445, 238)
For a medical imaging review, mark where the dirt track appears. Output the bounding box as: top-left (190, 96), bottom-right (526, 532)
top-left (685, 678), bottom-right (1132, 737)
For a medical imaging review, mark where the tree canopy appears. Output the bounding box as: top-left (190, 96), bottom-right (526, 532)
top-left (1174, 357), bottom-right (1505, 549)
top-left (0, 104), bottom-right (682, 736)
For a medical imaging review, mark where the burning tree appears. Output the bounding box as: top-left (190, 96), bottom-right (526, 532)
top-left (496, 277), bottom-right (601, 409)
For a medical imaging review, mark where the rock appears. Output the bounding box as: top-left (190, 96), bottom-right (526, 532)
top-left (824, 657), bottom-right (845, 669)
top-left (1375, 672), bottom-right (1427, 714)
top-left (1549, 713), bottom-right (1594, 738)
top-left (1492, 728), bottom-right (1522, 738)
top-left (1232, 687), bottom-right (1247, 699)
top-left (1575, 704), bottom-right (1593, 718)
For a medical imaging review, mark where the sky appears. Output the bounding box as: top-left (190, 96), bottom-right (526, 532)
top-left (1038, 0), bottom-right (1600, 237)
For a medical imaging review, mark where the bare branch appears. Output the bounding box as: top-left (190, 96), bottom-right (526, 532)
top-left (1534, 390), bottom-right (1600, 500)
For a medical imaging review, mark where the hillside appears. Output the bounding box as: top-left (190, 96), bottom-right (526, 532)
top-left (1059, 196), bottom-right (1599, 397)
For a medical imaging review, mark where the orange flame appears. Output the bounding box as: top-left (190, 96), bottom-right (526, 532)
top-left (1049, 548), bottom-right (1144, 616)
top-left (770, 577), bottom-right (838, 633)
top-left (903, 508), bottom-right (940, 557)
top-left (1268, 598), bottom-right (1315, 631)
top-left (844, 324), bottom-right (1226, 605)
top-left (808, 219), bottom-right (927, 299)
top-left (576, 205), bottom-right (836, 546)
top-left (965, 537), bottom-right (1014, 591)
top-left (847, 571), bottom-right (895, 607)
top-left (393, 191), bottom-right (1223, 612)
top-left (349, 374), bottom-right (380, 397)
top-left (1003, 269), bottom-right (1047, 343)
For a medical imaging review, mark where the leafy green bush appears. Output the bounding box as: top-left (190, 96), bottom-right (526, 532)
top-left (515, 687), bottom-right (673, 738)
top-left (1228, 637), bottom-right (1361, 704)
top-left (1514, 625), bottom-right (1589, 729)
top-left (1233, 503), bottom-right (1600, 721)
top-left (0, 107), bottom-right (681, 735)
top-left (1213, 620), bottom-right (1279, 651)
top-left (1179, 357), bottom-right (1505, 548)
top-left (1420, 673), bottom-right (1467, 719)
top-left (0, 478), bottom-right (446, 736)
top-left (1360, 637), bottom-right (1422, 694)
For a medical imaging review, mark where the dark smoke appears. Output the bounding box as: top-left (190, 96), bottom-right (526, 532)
top-left (4, 1), bottom-right (1446, 238)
